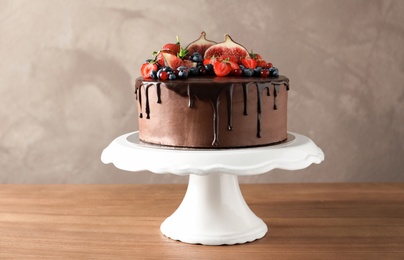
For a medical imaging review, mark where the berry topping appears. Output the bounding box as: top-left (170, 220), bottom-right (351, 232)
top-left (139, 32), bottom-right (280, 80)
top-left (161, 36), bottom-right (181, 54)
top-left (190, 52), bottom-right (203, 63)
top-left (242, 68), bottom-right (254, 77)
top-left (177, 67), bottom-right (189, 79)
top-left (141, 62), bottom-right (158, 79)
top-left (260, 69), bottom-right (269, 78)
top-left (213, 60), bottom-right (232, 77)
top-left (265, 62), bottom-right (273, 69)
top-left (250, 51), bottom-right (267, 68)
top-left (241, 56), bottom-right (257, 69)
top-left (269, 67), bottom-right (279, 77)
top-left (157, 69), bottom-right (169, 80)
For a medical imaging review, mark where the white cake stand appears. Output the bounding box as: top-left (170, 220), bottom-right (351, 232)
top-left (101, 132), bottom-right (324, 245)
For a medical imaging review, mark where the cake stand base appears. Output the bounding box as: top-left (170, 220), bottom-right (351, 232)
top-left (160, 173), bottom-right (267, 245)
top-left (102, 131), bottom-right (324, 246)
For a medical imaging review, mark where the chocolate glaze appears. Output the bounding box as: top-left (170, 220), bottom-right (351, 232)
top-left (135, 76), bottom-right (289, 148)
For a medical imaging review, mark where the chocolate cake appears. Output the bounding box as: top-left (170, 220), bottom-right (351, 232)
top-left (135, 76), bottom-right (289, 148)
top-left (136, 32), bottom-right (289, 148)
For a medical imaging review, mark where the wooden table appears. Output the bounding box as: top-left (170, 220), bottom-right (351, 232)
top-left (1, 184), bottom-right (403, 259)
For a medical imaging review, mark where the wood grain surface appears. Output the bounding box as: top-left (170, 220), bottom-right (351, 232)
top-left (1, 183), bottom-right (403, 259)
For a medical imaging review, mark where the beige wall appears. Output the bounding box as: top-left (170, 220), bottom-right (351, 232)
top-left (1, 0), bottom-right (403, 183)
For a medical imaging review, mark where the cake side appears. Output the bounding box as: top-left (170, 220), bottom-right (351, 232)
top-left (135, 76), bottom-right (289, 148)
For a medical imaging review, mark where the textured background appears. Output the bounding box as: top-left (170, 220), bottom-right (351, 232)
top-left (1, 0), bottom-right (403, 183)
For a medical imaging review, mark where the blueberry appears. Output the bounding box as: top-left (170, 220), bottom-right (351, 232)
top-left (178, 69), bottom-right (189, 79)
top-left (269, 67), bottom-right (279, 77)
top-left (242, 68), bottom-right (254, 77)
top-left (177, 66), bottom-right (188, 72)
top-left (150, 70), bottom-right (158, 79)
top-left (189, 67), bottom-right (199, 76)
top-left (253, 67), bottom-right (262, 77)
top-left (168, 73), bottom-right (176, 80)
top-left (145, 59), bottom-right (153, 63)
top-left (239, 64), bottom-right (246, 70)
top-left (191, 52), bottom-right (203, 63)
top-left (205, 63), bottom-right (213, 72)
top-left (198, 66), bottom-right (206, 75)
top-left (162, 66), bottom-right (173, 72)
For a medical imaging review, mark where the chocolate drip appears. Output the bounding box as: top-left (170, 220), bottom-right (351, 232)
top-left (187, 84), bottom-right (195, 108)
top-left (273, 84), bottom-right (280, 110)
top-left (242, 83), bottom-right (249, 115)
top-left (135, 82), bottom-right (162, 119)
top-left (156, 83), bottom-right (161, 104)
top-left (226, 85), bottom-right (234, 131)
top-left (135, 76), bottom-right (290, 146)
top-left (135, 86), bottom-right (143, 118)
top-left (212, 97), bottom-right (220, 146)
top-left (256, 83), bottom-right (271, 138)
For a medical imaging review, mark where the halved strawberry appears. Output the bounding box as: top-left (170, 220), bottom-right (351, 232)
top-left (141, 62), bottom-right (158, 79)
top-left (203, 56), bottom-right (216, 66)
top-left (228, 60), bottom-right (240, 70)
top-left (213, 60), bottom-right (232, 77)
top-left (241, 56), bottom-right (257, 69)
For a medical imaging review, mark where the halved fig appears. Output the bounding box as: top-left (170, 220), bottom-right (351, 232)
top-left (162, 52), bottom-right (195, 70)
top-left (186, 31), bottom-right (217, 56)
top-left (204, 34), bottom-right (250, 63)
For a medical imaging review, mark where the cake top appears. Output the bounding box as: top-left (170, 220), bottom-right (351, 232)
top-left (140, 32), bottom-right (281, 81)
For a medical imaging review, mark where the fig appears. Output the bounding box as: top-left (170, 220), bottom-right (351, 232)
top-left (162, 52), bottom-right (184, 70)
top-left (162, 52), bottom-right (195, 70)
top-left (204, 34), bottom-right (250, 63)
top-left (186, 31), bottom-right (217, 56)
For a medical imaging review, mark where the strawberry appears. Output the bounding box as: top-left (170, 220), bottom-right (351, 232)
top-left (241, 56), bottom-right (257, 69)
top-left (140, 62), bottom-right (158, 79)
top-left (256, 59), bottom-right (267, 68)
top-left (213, 60), bottom-right (232, 77)
top-left (250, 51), bottom-right (266, 67)
top-left (161, 36), bottom-right (188, 59)
top-left (161, 36), bottom-right (181, 54)
top-left (203, 56), bottom-right (216, 66)
top-left (228, 60), bottom-right (240, 70)
top-left (162, 52), bottom-right (184, 70)
top-left (162, 43), bottom-right (180, 55)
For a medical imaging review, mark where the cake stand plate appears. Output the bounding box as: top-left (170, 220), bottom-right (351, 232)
top-left (101, 132), bottom-right (324, 245)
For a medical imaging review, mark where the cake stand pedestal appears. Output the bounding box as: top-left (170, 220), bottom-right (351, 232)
top-left (101, 132), bottom-right (324, 245)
